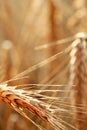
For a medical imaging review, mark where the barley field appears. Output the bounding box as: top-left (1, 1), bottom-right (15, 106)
top-left (0, 0), bottom-right (87, 130)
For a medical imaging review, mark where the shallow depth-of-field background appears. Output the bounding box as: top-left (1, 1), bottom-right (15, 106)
top-left (0, 0), bottom-right (87, 130)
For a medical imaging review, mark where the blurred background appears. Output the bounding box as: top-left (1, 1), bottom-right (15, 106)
top-left (0, 0), bottom-right (87, 130)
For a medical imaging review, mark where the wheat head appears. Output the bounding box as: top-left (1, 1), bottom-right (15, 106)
top-left (69, 32), bottom-right (87, 130)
